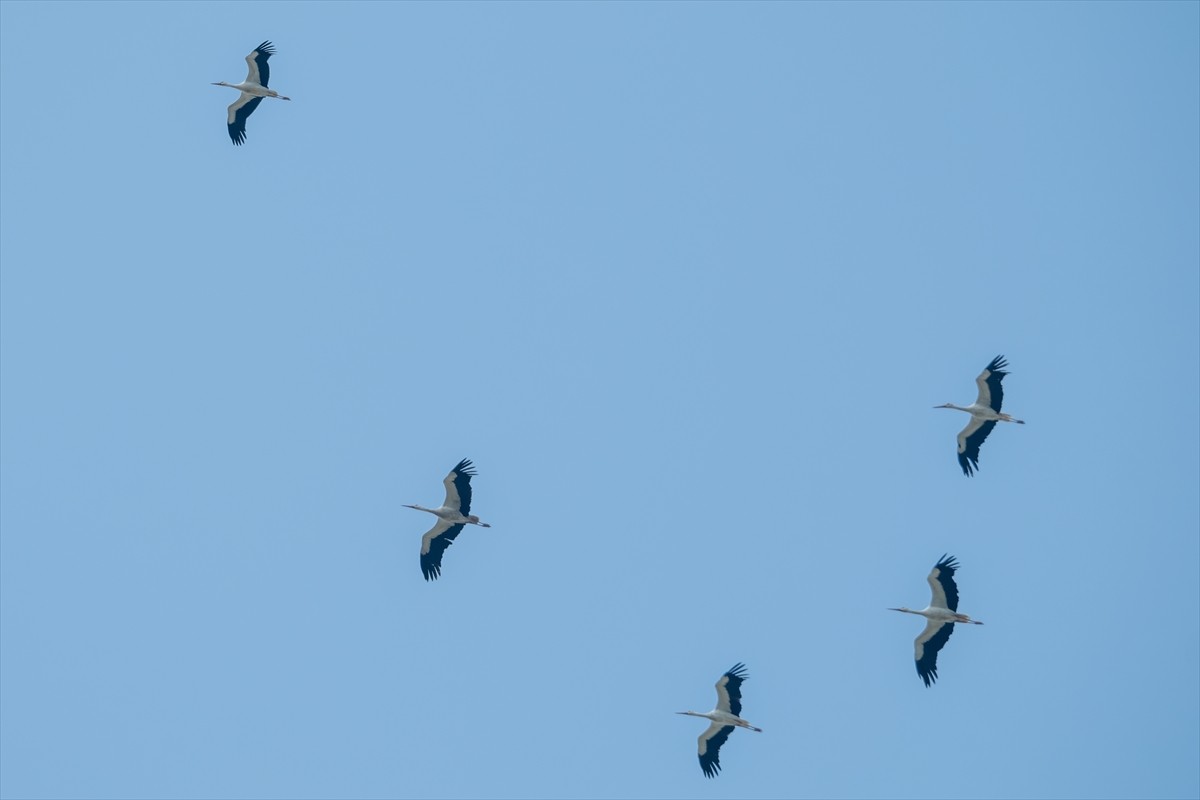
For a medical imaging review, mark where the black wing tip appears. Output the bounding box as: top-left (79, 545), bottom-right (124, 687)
top-left (419, 524), bottom-right (463, 581)
top-left (453, 458), bottom-right (477, 477)
top-left (934, 554), bottom-right (960, 573)
top-left (228, 126), bottom-right (246, 145)
top-left (698, 726), bottom-right (733, 778)
top-left (726, 662), bottom-right (749, 680)
top-left (957, 452), bottom-right (977, 476)
top-left (985, 354), bottom-right (1009, 375)
top-left (255, 40), bottom-right (275, 56)
top-left (916, 648), bottom-right (942, 687)
top-left (421, 553), bottom-right (441, 580)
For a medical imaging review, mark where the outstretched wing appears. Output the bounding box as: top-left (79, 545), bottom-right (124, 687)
top-left (914, 618), bottom-right (954, 687)
top-left (697, 722), bottom-right (735, 778)
top-left (714, 662), bottom-right (749, 717)
top-left (956, 417), bottom-right (996, 477)
top-left (974, 355), bottom-right (1009, 413)
top-left (226, 94), bottom-right (263, 145)
top-left (927, 554), bottom-right (961, 611)
top-left (443, 459), bottom-right (476, 516)
top-left (245, 40), bottom-right (275, 87)
top-left (420, 520), bottom-right (466, 581)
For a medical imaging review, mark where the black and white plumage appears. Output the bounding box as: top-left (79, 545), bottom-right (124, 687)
top-left (212, 41), bottom-right (291, 145)
top-left (677, 663), bottom-right (762, 778)
top-left (935, 355), bottom-right (1025, 476)
top-left (404, 459), bottom-right (491, 581)
top-left (889, 555), bottom-right (984, 687)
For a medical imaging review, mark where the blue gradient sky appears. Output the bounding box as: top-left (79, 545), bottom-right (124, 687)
top-left (2, 2), bottom-right (1197, 799)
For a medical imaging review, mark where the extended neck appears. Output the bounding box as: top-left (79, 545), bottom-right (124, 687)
top-left (676, 710), bottom-right (716, 722)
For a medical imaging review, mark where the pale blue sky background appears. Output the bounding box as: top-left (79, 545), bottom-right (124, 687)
top-left (1, 2), bottom-right (1197, 799)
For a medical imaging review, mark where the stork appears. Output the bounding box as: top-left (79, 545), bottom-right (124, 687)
top-left (889, 555), bottom-right (983, 687)
top-left (404, 459), bottom-right (491, 581)
top-left (935, 355), bottom-right (1025, 476)
top-left (212, 41), bottom-right (291, 145)
top-left (677, 663), bottom-right (762, 778)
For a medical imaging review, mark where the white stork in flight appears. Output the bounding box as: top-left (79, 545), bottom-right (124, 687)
top-left (935, 355), bottom-right (1025, 476)
top-left (212, 41), bottom-right (291, 145)
top-left (889, 555), bottom-right (983, 687)
top-left (677, 663), bottom-right (762, 778)
top-left (404, 459), bottom-right (491, 581)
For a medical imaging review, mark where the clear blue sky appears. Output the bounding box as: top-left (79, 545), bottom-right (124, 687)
top-left (2, 2), bottom-right (1197, 799)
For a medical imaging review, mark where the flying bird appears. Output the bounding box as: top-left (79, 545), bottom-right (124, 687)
top-left (677, 663), bottom-right (762, 778)
top-left (212, 41), bottom-right (291, 145)
top-left (404, 459), bottom-right (491, 581)
top-left (935, 355), bottom-right (1025, 476)
top-left (889, 555), bottom-right (984, 687)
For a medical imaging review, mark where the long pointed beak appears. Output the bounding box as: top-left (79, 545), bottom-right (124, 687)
top-left (401, 504), bottom-right (416, 509)
top-left (886, 608), bottom-right (903, 612)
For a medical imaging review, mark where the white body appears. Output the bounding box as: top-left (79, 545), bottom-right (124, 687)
top-left (406, 459), bottom-right (491, 581)
top-left (213, 41), bottom-right (290, 145)
top-left (216, 81), bottom-right (288, 100)
top-left (936, 355), bottom-right (1025, 475)
top-left (677, 664), bottom-right (761, 778)
top-left (889, 555), bottom-right (983, 687)
top-left (679, 709), bottom-right (762, 731)
top-left (404, 503), bottom-right (490, 528)
top-left (939, 402), bottom-right (1016, 423)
